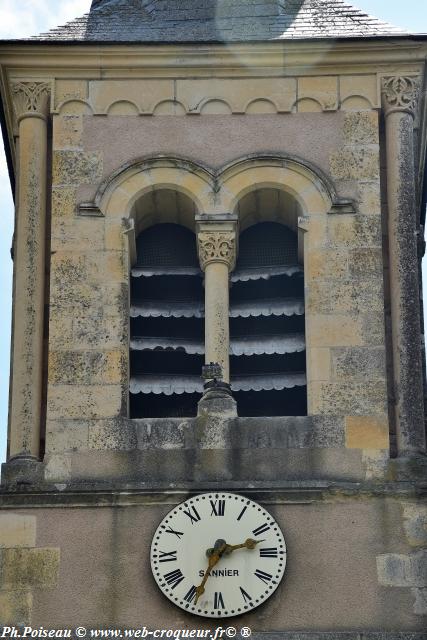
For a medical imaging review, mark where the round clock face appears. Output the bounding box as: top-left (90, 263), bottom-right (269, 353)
top-left (150, 492), bottom-right (287, 618)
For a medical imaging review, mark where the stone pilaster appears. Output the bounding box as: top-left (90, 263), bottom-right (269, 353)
top-left (381, 75), bottom-right (426, 456)
top-left (196, 215), bottom-right (238, 385)
top-left (6, 81), bottom-right (50, 471)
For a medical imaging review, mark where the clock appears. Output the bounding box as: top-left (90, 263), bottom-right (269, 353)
top-left (150, 492), bottom-right (287, 618)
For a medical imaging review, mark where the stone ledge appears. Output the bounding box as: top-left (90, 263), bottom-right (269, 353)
top-left (0, 481), bottom-right (425, 509)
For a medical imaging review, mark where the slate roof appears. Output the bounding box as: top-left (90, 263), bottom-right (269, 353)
top-left (31, 0), bottom-right (408, 43)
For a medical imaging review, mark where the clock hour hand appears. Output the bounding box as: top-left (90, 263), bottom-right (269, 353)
top-left (195, 539), bottom-right (227, 605)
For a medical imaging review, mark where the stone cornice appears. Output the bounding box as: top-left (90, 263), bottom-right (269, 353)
top-left (1, 39), bottom-right (427, 78)
top-left (381, 75), bottom-right (421, 117)
top-left (12, 80), bottom-right (50, 122)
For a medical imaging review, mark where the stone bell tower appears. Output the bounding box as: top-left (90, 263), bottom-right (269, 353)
top-left (0, 0), bottom-right (426, 634)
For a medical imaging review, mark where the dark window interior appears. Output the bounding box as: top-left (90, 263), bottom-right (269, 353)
top-left (130, 224), bottom-right (203, 418)
top-left (230, 222), bottom-right (307, 416)
top-left (130, 221), bottom-right (306, 419)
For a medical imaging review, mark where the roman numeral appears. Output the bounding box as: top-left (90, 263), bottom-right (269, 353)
top-left (239, 586), bottom-right (253, 604)
top-left (183, 506), bottom-right (201, 524)
top-left (158, 550), bottom-right (177, 563)
top-left (164, 526), bottom-right (184, 539)
top-left (183, 585), bottom-right (197, 603)
top-left (253, 522), bottom-right (271, 536)
top-left (164, 569), bottom-right (185, 589)
top-left (254, 569), bottom-right (274, 585)
top-left (237, 506), bottom-right (248, 521)
top-left (259, 547), bottom-right (278, 558)
top-left (210, 499), bottom-right (225, 516)
top-left (214, 592), bottom-right (225, 609)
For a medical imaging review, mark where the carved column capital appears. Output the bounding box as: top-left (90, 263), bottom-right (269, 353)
top-left (12, 81), bottom-right (51, 123)
top-left (381, 76), bottom-right (420, 118)
top-left (197, 230), bottom-right (237, 271)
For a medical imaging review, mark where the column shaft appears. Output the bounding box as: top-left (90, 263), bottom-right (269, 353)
top-left (383, 77), bottom-right (426, 455)
top-left (204, 261), bottom-right (231, 382)
top-left (197, 217), bottom-right (238, 387)
top-left (9, 84), bottom-right (49, 459)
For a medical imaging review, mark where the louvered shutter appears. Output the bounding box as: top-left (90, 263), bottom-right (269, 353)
top-left (130, 224), bottom-right (203, 417)
top-left (230, 222), bottom-right (307, 416)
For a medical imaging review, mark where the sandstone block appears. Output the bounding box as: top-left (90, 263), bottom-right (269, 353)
top-left (47, 384), bottom-right (123, 420)
top-left (51, 187), bottom-right (77, 221)
top-left (47, 309), bottom-right (73, 351)
top-left (306, 315), bottom-right (364, 348)
top-left (310, 381), bottom-right (388, 415)
top-left (332, 347), bottom-right (386, 381)
top-left (328, 215), bottom-right (382, 248)
top-left (0, 548), bottom-right (60, 590)
top-left (357, 181), bottom-right (382, 215)
top-left (402, 504), bottom-right (427, 547)
top-left (339, 75), bottom-right (378, 108)
top-left (53, 114), bottom-right (84, 149)
top-left (45, 419), bottom-right (89, 453)
top-left (306, 348), bottom-right (331, 382)
top-left (343, 111), bottom-right (379, 145)
top-left (55, 79), bottom-right (88, 107)
top-left (349, 248), bottom-right (383, 277)
top-left (44, 454), bottom-right (72, 482)
top-left (0, 590), bottom-right (32, 626)
top-left (88, 417), bottom-right (137, 451)
top-left (298, 76), bottom-right (338, 110)
top-left (330, 148), bottom-right (379, 181)
top-left (48, 350), bottom-right (125, 385)
top-left (307, 278), bottom-right (383, 315)
top-left (51, 218), bottom-right (105, 253)
top-left (52, 150), bottom-right (103, 186)
top-left (73, 311), bottom-right (127, 350)
top-left (0, 514), bottom-right (36, 548)
top-left (345, 415), bottom-right (389, 449)
top-left (377, 551), bottom-right (427, 588)
top-left (305, 249), bottom-right (348, 281)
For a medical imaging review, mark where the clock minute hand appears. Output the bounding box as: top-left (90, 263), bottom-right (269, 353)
top-left (224, 538), bottom-right (264, 553)
top-left (195, 540), bottom-right (227, 605)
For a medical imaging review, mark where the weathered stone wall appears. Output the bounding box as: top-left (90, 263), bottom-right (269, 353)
top-left (44, 73), bottom-right (388, 483)
top-left (0, 494), bottom-right (425, 629)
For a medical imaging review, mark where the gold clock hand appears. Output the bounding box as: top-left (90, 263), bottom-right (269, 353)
top-left (224, 538), bottom-right (264, 554)
top-left (195, 540), bottom-right (227, 605)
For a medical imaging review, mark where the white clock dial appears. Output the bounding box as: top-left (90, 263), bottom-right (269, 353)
top-left (150, 492), bottom-right (287, 618)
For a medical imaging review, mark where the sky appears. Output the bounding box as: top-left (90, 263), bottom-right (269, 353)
top-left (0, 0), bottom-right (426, 463)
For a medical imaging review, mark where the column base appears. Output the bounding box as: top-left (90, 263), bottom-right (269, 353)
top-left (198, 382), bottom-right (237, 417)
top-left (1, 455), bottom-right (45, 487)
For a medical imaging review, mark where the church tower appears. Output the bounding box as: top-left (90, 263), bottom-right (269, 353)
top-left (0, 0), bottom-right (426, 634)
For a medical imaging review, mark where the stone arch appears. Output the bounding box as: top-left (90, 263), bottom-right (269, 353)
top-left (95, 155), bottom-right (216, 220)
top-left (217, 154), bottom-right (341, 218)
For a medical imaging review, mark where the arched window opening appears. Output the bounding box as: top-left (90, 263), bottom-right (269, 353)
top-left (130, 223), bottom-right (203, 418)
top-left (230, 221), bottom-right (306, 416)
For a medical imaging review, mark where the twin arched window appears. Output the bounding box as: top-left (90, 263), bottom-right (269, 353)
top-left (129, 221), bottom-right (306, 418)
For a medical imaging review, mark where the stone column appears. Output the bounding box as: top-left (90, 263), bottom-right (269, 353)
top-left (195, 215), bottom-right (238, 480)
top-left (197, 215), bottom-right (238, 385)
top-left (7, 82), bottom-right (50, 471)
top-left (382, 76), bottom-right (426, 456)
